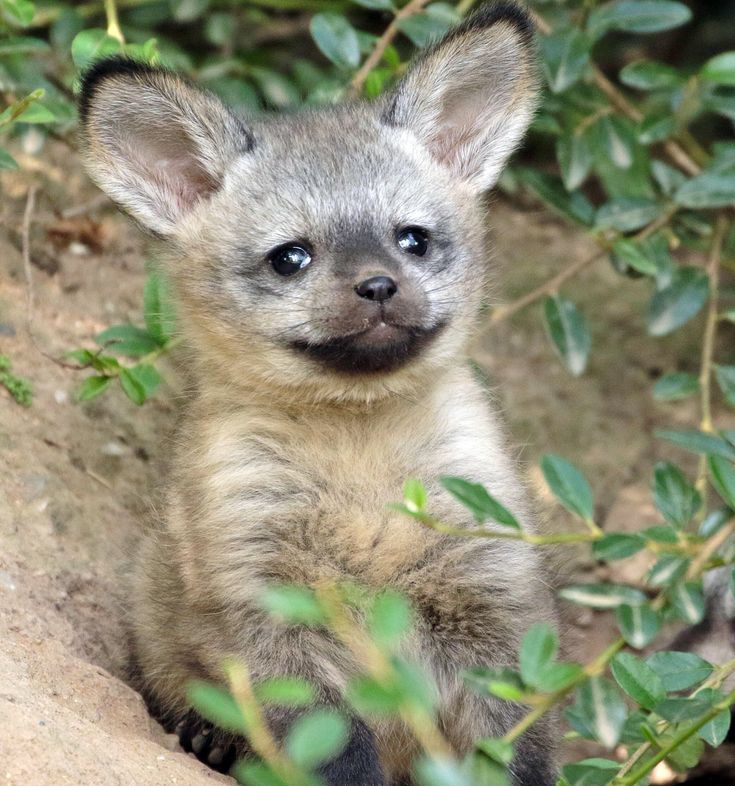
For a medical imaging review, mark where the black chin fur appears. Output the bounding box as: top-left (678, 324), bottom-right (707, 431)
top-left (290, 322), bottom-right (445, 375)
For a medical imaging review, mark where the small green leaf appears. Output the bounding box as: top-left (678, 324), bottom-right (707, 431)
top-left (557, 133), bottom-right (592, 191)
top-left (476, 738), bottom-right (514, 765)
top-left (347, 676), bottom-right (402, 715)
top-left (559, 583), bottom-right (646, 609)
top-left (367, 591), bottom-right (412, 648)
top-left (77, 375), bottom-right (111, 401)
top-left (652, 461), bottom-right (700, 528)
top-left (561, 758), bottom-right (620, 786)
top-left (675, 172), bottom-right (735, 209)
top-left (620, 60), bottom-right (683, 90)
top-left (699, 709), bottom-right (731, 747)
top-left (647, 266), bottom-right (709, 337)
top-left (402, 477), bottom-right (428, 513)
top-left (611, 652), bottom-right (665, 709)
top-left (657, 429), bottom-right (735, 461)
top-left (352, 0), bottom-right (394, 9)
top-left (71, 28), bottom-right (123, 70)
top-left (592, 533), bottom-right (646, 562)
top-left (715, 365), bottom-right (735, 408)
top-left (653, 372), bottom-right (700, 401)
top-left (143, 269), bottom-right (176, 344)
top-left (654, 693), bottom-right (717, 723)
top-left (255, 677), bottom-right (315, 707)
top-left (589, 1), bottom-right (692, 37)
top-left (647, 554), bottom-right (689, 587)
top-left (596, 197), bottom-right (662, 232)
top-left (615, 603), bottom-right (660, 649)
top-left (670, 580), bottom-right (705, 624)
top-left (708, 455), bottom-right (735, 508)
top-left (0, 148), bottom-right (18, 170)
top-left (310, 13), bottom-right (360, 69)
top-left (285, 709), bottom-right (348, 770)
top-left (543, 295), bottom-right (591, 377)
top-left (396, 6), bottom-right (457, 48)
top-left (612, 239), bottom-right (658, 276)
top-left (575, 678), bottom-right (627, 748)
top-left (128, 363), bottom-right (162, 398)
top-left (260, 585), bottom-right (325, 626)
top-left (701, 52), bottom-right (735, 86)
top-left (519, 624), bottom-right (558, 689)
top-left (540, 454), bottom-right (594, 521)
top-left (646, 651), bottom-right (713, 691)
top-left (539, 28), bottom-right (591, 94)
top-left (414, 756), bottom-right (473, 786)
top-left (95, 324), bottom-right (161, 357)
top-left (187, 681), bottom-right (246, 733)
top-left (440, 477), bottom-right (520, 528)
top-left (119, 367), bottom-right (146, 406)
top-left (515, 169), bottom-right (595, 226)
top-left (1, 0), bottom-right (35, 26)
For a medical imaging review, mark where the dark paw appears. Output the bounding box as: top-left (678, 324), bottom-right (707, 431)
top-left (174, 711), bottom-right (238, 773)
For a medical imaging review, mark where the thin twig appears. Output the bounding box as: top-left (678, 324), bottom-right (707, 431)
top-left (349, 0), bottom-right (431, 97)
top-left (21, 186), bottom-right (82, 371)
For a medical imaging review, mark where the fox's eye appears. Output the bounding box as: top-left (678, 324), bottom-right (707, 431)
top-left (268, 243), bottom-right (312, 276)
top-left (396, 226), bottom-right (429, 257)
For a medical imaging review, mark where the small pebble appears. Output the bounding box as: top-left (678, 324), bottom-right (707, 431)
top-left (69, 242), bottom-right (90, 256)
top-left (54, 389), bottom-right (69, 405)
top-left (0, 571), bottom-right (17, 591)
top-left (101, 441), bottom-right (127, 457)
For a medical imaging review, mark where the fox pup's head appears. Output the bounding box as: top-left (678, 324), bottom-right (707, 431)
top-left (79, 2), bottom-right (537, 402)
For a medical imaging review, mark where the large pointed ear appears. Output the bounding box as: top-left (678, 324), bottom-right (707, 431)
top-left (383, 2), bottom-right (537, 193)
top-left (79, 58), bottom-right (253, 235)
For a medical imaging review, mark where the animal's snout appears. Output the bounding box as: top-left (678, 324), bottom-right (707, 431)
top-left (355, 275), bottom-right (398, 302)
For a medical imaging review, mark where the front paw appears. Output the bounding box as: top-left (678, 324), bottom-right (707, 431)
top-left (175, 710), bottom-right (238, 773)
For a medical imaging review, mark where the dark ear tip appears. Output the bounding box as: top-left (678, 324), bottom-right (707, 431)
top-left (78, 56), bottom-right (162, 124)
top-left (454, 1), bottom-right (534, 43)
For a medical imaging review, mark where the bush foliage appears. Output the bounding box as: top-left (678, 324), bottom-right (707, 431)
top-left (2, 0), bottom-right (735, 784)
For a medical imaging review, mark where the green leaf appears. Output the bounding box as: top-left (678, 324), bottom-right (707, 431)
top-left (402, 477), bottom-right (427, 513)
top-left (540, 454), bottom-right (594, 521)
top-left (440, 477), bottom-right (520, 528)
top-left (310, 13), bottom-right (360, 69)
top-left (561, 758), bottom-right (620, 786)
top-left (646, 651), bottom-right (713, 691)
top-left (233, 761), bottom-right (289, 786)
top-left (368, 591), bottom-right (412, 647)
top-left (595, 197), bottom-right (662, 232)
top-left (463, 667), bottom-right (526, 702)
top-left (475, 738), bottom-right (514, 765)
top-left (708, 455), bottom-right (735, 508)
top-left (250, 67), bottom-right (300, 108)
top-left (575, 678), bottom-right (627, 748)
top-left (588, 1), bottom-right (692, 37)
top-left (534, 661), bottom-right (583, 693)
top-left (0, 148), bottom-right (18, 170)
top-left (352, 0), bottom-right (394, 9)
top-left (657, 428), bottom-right (735, 461)
top-left (169, 0), bottom-right (210, 22)
top-left (519, 624), bottom-right (558, 689)
top-left (611, 652), bottom-right (665, 709)
top-left (95, 324), bottom-right (160, 357)
top-left (592, 533), bottom-right (646, 562)
top-left (396, 6), bottom-right (457, 48)
top-left (612, 239), bottom-right (657, 276)
top-left (255, 677), bottom-right (315, 707)
top-left (652, 160), bottom-right (687, 195)
top-left (128, 363), bottom-right (162, 398)
top-left (675, 172), bottom-right (735, 209)
top-left (260, 585), bottom-right (325, 625)
top-left (699, 709), bottom-right (731, 747)
top-left (654, 693), bottom-right (717, 723)
top-left (699, 507), bottom-right (733, 538)
top-left (615, 603), bottom-right (660, 649)
top-left (543, 295), bottom-right (591, 377)
top-left (1, 0), bottom-right (35, 26)
top-left (701, 52), bottom-right (735, 86)
top-left (647, 554), bottom-right (689, 587)
top-left (654, 372), bottom-right (700, 401)
top-left (594, 114), bottom-right (636, 170)
top-left (652, 461), bottom-right (700, 528)
top-left (671, 580), bottom-right (705, 624)
top-left (0, 34), bottom-right (48, 55)
top-left (516, 169), bottom-right (595, 226)
top-left (285, 709), bottom-right (348, 770)
top-left (715, 365), bottom-right (735, 408)
top-left (559, 583), bottom-right (646, 609)
top-left (647, 266), bottom-right (709, 337)
top-left (557, 133), bottom-right (592, 191)
top-left (539, 28), bottom-right (591, 94)
top-left (620, 60), bottom-right (683, 91)
top-left (71, 28), bottom-right (123, 70)
top-left (77, 375), bottom-right (111, 401)
top-left (119, 367), bottom-right (146, 406)
top-left (187, 681), bottom-right (246, 733)
top-left (638, 114), bottom-right (676, 145)
top-left (414, 756), bottom-right (473, 786)
top-left (347, 676), bottom-right (402, 715)
top-left (143, 270), bottom-right (176, 344)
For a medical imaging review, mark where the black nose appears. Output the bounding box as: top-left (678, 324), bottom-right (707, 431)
top-left (355, 275), bottom-right (398, 302)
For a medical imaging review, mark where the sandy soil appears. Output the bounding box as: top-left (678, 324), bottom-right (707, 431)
top-left (1, 142), bottom-right (733, 783)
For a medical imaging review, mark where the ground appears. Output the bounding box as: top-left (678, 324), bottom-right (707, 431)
top-left (1, 142), bottom-right (732, 783)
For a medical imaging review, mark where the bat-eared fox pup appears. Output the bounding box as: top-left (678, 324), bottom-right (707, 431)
top-left (79, 2), bottom-right (556, 784)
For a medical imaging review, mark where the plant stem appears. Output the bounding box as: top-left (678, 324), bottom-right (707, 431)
top-left (104, 0), bottom-right (125, 44)
top-left (695, 214), bottom-right (729, 502)
top-left (349, 0), bottom-right (431, 97)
